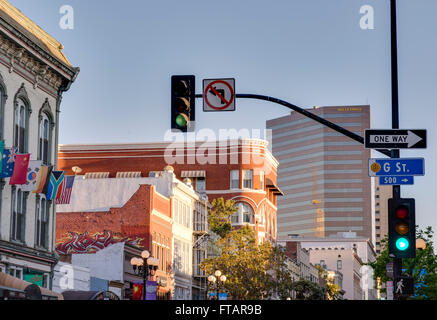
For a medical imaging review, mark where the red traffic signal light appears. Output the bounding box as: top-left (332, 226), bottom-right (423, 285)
top-left (395, 206), bottom-right (409, 219)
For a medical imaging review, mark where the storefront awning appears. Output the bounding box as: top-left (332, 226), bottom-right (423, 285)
top-left (181, 170), bottom-right (206, 178)
top-left (266, 178), bottom-right (284, 196)
top-left (0, 271), bottom-right (63, 300)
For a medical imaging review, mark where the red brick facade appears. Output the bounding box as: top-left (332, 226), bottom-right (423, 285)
top-left (58, 140), bottom-right (282, 243)
top-left (56, 184), bottom-right (173, 294)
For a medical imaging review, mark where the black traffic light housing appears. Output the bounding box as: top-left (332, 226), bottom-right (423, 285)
top-left (388, 198), bottom-right (416, 259)
top-left (171, 75), bottom-right (195, 132)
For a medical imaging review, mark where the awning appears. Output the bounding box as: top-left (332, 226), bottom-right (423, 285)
top-left (181, 170), bottom-right (206, 178)
top-left (266, 178), bottom-right (284, 196)
top-left (84, 172), bottom-right (110, 179)
top-left (0, 271), bottom-right (63, 300)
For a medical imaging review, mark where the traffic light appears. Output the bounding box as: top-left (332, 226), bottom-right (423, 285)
top-left (388, 198), bottom-right (416, 258)
top-left (171, 75), bottom-right (195, 132)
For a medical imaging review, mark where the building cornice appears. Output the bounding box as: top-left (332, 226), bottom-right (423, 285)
top-left (0, 8), bottom-right (76, 78)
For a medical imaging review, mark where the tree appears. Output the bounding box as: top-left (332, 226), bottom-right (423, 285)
top-left (316, 265), bottom-right (342, 300)
top-left (207, 198), bottom-right (236, 239)
top-left (290, 280), bottom-right (325, 300)
top-left (368, 226), bottom-right (437, 299)
top-left (201, 197), bottom-right (292, 300)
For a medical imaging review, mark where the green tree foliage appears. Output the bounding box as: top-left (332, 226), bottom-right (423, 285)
top-left (290, 280), bottom-right (325, 300)
top-left (368, 226), bottom-right (437, 299)
top-left (207, 198), bottom-right (236, 239)
top-left (201, 197), bottom-right (325, 300)
top-left (316, 265), bottom-right (341, 300)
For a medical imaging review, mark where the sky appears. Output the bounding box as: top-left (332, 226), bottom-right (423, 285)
top-left (9, 0), bottom-right (437, 239)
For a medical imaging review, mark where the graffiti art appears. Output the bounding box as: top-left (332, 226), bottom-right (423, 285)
top-left (56, 230), bottom-right (143, 255)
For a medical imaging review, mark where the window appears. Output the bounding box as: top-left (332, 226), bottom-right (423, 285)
top-left (39, 113), bottom-right (50, 165)
top-left (43, 273), bottom-right (50, 289)
top-left (242, 170), bottom-right (253, 189)
top-left (230, 170), bottom-right (239, 189)
top-left (14, 98), bottom-right (28, 153)
top-left (11, 188), bottom-right (26, 242)
top-left (337, 260), bottom-right (342, 270)
top-left (259, 171), bottom-right (264, 189)
top-left (231, 202), bottom-right (253, 225)
top-left (8, 266), bottom-right (23, 280)
top-left (231, 211), bottom-right (239, 224)
top-left (36, 197), bottom-right (49, 248)
top-left (196, 177), bottom-right (205, 192)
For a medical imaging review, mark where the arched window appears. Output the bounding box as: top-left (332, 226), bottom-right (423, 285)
top-left (39, 113), bottom-right (50, 164)
top-left (36, 196), bottom-right (49, 248)
top-left (14, 98), bottom-right (28, 153)
top-left (11, 188), bottom-right (27, 242)
top-left (231, 202), bottom-right (253, 225)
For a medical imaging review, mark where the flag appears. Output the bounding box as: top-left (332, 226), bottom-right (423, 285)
top-left (0, 148), bottom-right (17, 178)
top-left (33, 165), bottom-right (52, 194)
top-left (9, 154), bottom-right (30, 185)
top-left (21, 160), bottom-right (43, 192)
top-left (132, 283), bottom-right (143, 300)
top-left (0, 140), bottom-right (4, 174)
top-left (45, 171), bottom-right (65, 200)
top-left (56, 175), bottom-right (75, 204)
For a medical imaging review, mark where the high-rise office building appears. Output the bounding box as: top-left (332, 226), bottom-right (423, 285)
top-left (267, 105), bottom-right (371, 240)
top-left (373, 178), bottom-right (392, 255)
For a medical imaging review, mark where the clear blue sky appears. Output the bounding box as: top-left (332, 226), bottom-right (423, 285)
top-left (10, 0), bottom-right (437, 238)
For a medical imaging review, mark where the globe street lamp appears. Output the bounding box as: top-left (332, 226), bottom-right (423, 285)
top-left (130, 250), bottom-right (159, 300)
top-left (208, 270), bottom-right (227, 300)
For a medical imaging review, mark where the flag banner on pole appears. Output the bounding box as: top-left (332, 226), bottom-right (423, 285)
top-left (0, 140), bottom-right (4, 174)
top-left (21, 160), bottom-right (43, 192)
top-left (9, 154), bottom-right (30, 185)
top-left (33, 165), bottom-right (52, 194)
top-left (0, 147), bottom-right (17, 178)
top-left (56, 175), bottom-right (75, 204)
top-left (45, 170), bottom-right (65, 200)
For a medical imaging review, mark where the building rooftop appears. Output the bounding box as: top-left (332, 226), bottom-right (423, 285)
top-left (0, 0), bottom-right (72, 67)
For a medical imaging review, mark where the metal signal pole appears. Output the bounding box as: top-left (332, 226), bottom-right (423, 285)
top-left (390, 0), bottom-right (404, 300)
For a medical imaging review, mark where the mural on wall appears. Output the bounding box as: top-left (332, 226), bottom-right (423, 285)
top-left (56, 230), bottom-right (143, 255)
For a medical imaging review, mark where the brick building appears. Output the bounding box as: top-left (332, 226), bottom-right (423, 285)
top-left (55, 169), bottom-right (208, 299)
top-left (57, 139), bottom-right (282, 243)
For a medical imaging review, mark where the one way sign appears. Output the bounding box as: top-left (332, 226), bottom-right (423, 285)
top-left (365, 129), bottom-right (426, 149)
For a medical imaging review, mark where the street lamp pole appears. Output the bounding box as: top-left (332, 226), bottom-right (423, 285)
top-left (130, 250), bottom-right (159, 300)
top-left (208, 270), bottom-right (227, 300)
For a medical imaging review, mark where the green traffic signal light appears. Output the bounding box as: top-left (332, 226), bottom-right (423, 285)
top-left (396, 238), bottom-right (409, 251)
top-left (175, 113), bottom-right (188, 128)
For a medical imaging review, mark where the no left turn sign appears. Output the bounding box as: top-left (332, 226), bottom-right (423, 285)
top-left (203, 78), bottom-right (235, 112)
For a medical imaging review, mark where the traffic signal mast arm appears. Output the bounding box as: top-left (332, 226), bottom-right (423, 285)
top-left (195, 93), bottom-right (392, 157)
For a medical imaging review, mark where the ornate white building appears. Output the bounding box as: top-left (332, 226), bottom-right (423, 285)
top-left (0, 0), bottom-right (78, 291)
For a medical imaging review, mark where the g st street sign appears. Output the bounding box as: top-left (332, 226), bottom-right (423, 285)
top-left (368, 158), bottom-right (425, 177)
top-left (379, 176), bottom-right (414, 185)
top-left (365, 129), bottom-right (427, 149)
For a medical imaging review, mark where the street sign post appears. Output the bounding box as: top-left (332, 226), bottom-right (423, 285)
top-left (368, 158), bottom-right (425, 177)
top-left (386, 281), bottom-right (394, 300)
top-left (386, 262), bottom-right (394, 279)
top-left (203, 78), bottom-right (235, 112)
top-left (379, 176), bottom-right (414, 185)
top-left (365, 129), bottom-right (426, 149)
